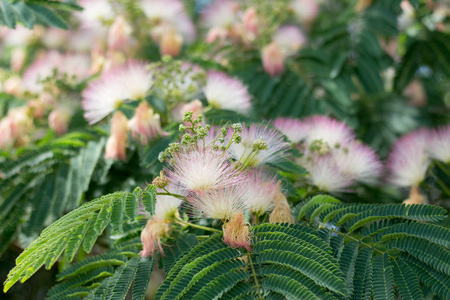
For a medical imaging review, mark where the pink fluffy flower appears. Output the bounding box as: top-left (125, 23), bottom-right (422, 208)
top-left (108, 16), bottom-right (133, 52)
top-left (154, 183), bottom-right (184, 219)
top-left (242, 7), bottom-right (259, 39)
top-left (140, 217), bottom-right (171, 257)
top-left (306, 154), bottom-right (353, 192)
top-left (387, 129), bottom-right (431, 187)
top-left (304, 116), bottom-right (355, 148)
top-left (201, 0), bottom-right (239, 30)
top-left (272, 118), bottom-right (310, 144)
top-left (82, 60), bottom-right (153, 124)
top-left (291, 0), bottom-right (320, 26)
top-left (140, 0), bottom-right (196, 44)
top-left (429, 125), bottom-right (450, 164)
top-left (204, 71), bottom-right (251, 113)
top-left (188, 185), bottom-right (249, 220)
top-left (333, 141), bottom-right (382, 183)
top-left (165, 148), bottom-right (244, 193)
top-left (128, 101), bottom-right (166, 144)
top-left (243, 169), bottom-right (279, 215)
top-left (273, 25), bottom-right (306, 57)
top-left (0, 107), bottom-right (33, 149)
top-left (228, 124), bottom-right (290, 166)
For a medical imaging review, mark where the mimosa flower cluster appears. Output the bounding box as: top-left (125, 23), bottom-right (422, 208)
top-left (274, 116), bottom-right (382, 192)
top-left (387, 125), bottom-right (450, 204)
top-left (140, 112), bottom-right (293, 256)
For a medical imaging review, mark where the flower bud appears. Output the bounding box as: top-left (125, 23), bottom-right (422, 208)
top-left (153, 171), bottom-right (170, 189)
top-left (222, 212), bottom-right (252, 251)
top-left (269, 181), bottom-right (295, 224)
top-left (48, 108), bottom-right (71, 136)
top-left (128, 101), bottom-right (166, 144)
top-left (242, 8), bottom-right (258, 39)
top-left (206, 27), bottom-right (228, 44)
top-left (11, 47), bottom-right (27, 72)
top-left (108, 16), bottom-right (132, 52)
top-left (160, 29), bottom-right (183, 57)
top-left (3, 76), bottom-right (23, 97)
top-left (262, 42), bottom-right (284, 77)
top-left (140, 216), bottom-right (171, 257)
top-left (105, 111), bottom-right (128, 161)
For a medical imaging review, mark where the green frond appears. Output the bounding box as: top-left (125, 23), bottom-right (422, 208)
top-left (191, 267), bottom-right (249, 300)
top-left (159, 247), bottom-right (244, 300)
top-left (392, 258), bottom-right (424, 300)
top-left (385, 236), bottom-right (450, 276)
top-left (350, 247), bottom-right (373, 300)
top-left (104, 257), bottom-right (140, 300)
top-left (321, 204), bottom-right (377, 225)
top-left (403, 255), bottom-right (450, 300)
top-left (252, 223), bottom-right (330, 252)
top-left (346, 204), bottom-right (447, 232)
top-left (155, 235), bottom-right (227, 299)
top-left (329, 235), bottom-right (345, 260)
top-left (261, 274), bottom-right (319, 300)
top-left (298, 195), bottom-right (341, 221)
top-left (132, 256), bottom-right (157, 300)
top-left (372, 253), bottom-right (394, 300)
top-left (371, 221), bottom-right (450, 248)
top-left (256, 249), bottom-right (347, 296)
top-left (3, 185), bottom-right (155, 293)
top-left (259, 265), bottom-right (338, 300)
top-left (219, 282), bottom-right (253, 300)
top-left (338, 241), bottom-right (359, 297)
top-left (163, 233), bottom-right (199, 274)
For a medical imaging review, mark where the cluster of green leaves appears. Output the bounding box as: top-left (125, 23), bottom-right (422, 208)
top-left (0, 0), bottom-right (82, 29)
top-left (0, 131), bottom-right (108, 255)
top-left (3, 184), bottom-right (156, 294)
top-left (4, 190), bottom-right (450, 299)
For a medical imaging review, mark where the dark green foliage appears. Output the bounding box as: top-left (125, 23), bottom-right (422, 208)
top-left (0, 0), bottom-right (82, 29)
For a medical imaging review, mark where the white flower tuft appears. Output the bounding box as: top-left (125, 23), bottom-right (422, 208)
top-left (429, 125), bottom-right (450, 164)
top-left (243, 169), bottom-right (279, 215)
top-left (272, 118), bottom-right (310, 144)
top-left (204, 71), bottom-right (251, 114)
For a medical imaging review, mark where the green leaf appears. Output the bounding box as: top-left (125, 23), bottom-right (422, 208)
top-left (142, 184), bottom-right (156, 215)
top-left (28, 3), bottom-right (68, 29)
top-left (372, 253), bottom-right (394, 300)
top-left (392, 258), bottom-right (424, 300)
top-left (132, 256), bottom-right (156, 300)
top-left (105, 257), bottom-right (140, 300)
top-left (0, 0), bottom-right (17, 28)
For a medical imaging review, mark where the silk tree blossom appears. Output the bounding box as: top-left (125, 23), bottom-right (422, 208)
top-left (140, 0), bottom-right (196, 44)
top-left (128, 102), bottom-right (166, 144)
top-left (305, 155), bottom-right (353, 192)
top-left (203, 71), bottom-right (251, 113)
top-left (165, 148), bottom-right (245, 192)
top-left (304, 115), bottom-right (355, 148)
top-left (291, 0), bottom-right (320, 26)
top-left (273, 26), bottom-right (306, 57)
top-left (188, 185), bottom-right (249, 220)
top-left (201, 0), bottom-right (239, 31)
top-left (141, 183), bottom-right (185, 257)
top-left (107, 16), bottom-right (133, 52)
top-left (242, 8), bottom-right (259, 39)
top-left (23, 52), bottom-right (91, 93)
top-left (154, 184), bottom-right (184, 219)
top-left (228, 124), bottom-right (290, 167)
top-left (105, 111), bottom-right (128, 161)
top-left (0, 107), bottom-right (33, 149)
top-left (387, 129), bottom-right (431, 187)
top-left (82, 60), bottom-right (153, 124)
top-left (333, 141), bottom-right (382, 183)
top-left (272, 118), bottom-right (310, 144)
top-left (244, 169), bottom-right (279, 215)
top-left (76, 0), bottom-right (114, 31)
top-left (429, 125), bottom-right (450, 163)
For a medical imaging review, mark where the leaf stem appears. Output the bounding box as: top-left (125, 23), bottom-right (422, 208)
top-left (247, 252), bottom-right (263, 300)
top-left (176, 219), bottom-right (221, 233)
top-left (332, 229), bottom-right (385, 255)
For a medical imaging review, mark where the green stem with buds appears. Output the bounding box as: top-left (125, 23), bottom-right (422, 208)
top-left (176, 218), bottom-right (222, 233)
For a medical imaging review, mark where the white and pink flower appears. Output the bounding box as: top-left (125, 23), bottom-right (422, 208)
top-left (204, 71), bottom-right (251, 113)
top-left (387, 129), bottom-right (431, 187)
top-left (166, 148), bottom-right (244, 192)
top-left (304, 115), bottom-right (355, 148)
top-left (429, 125), bottom-right (450, 164)
top-left (272, 118), bottom-right (310, 144)
top-left (105, 111), bottom-right (128, 161)
top-left (82, 60), bottom-right (153, 124)
top-left (243, 169), bottom-right (279, 215)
